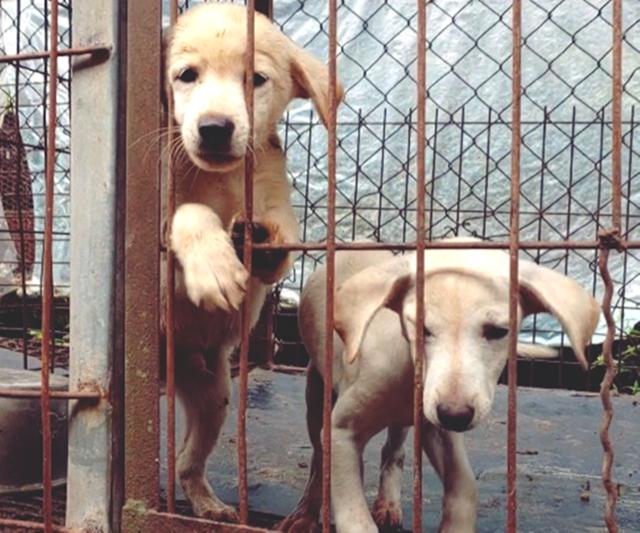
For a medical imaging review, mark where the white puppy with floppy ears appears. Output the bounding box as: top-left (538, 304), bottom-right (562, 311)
top-left (279, 240), bottom-right (600, 533)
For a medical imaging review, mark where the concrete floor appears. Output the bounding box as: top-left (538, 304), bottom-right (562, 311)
top-left (160, 369), bottom-right (639, 532)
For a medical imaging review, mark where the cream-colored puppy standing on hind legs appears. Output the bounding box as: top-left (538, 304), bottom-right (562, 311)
top-left (162, 3), bottom-right (343, 522)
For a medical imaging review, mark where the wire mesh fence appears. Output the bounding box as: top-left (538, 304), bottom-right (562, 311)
top-left (0, 0), bottom-right (637, 532)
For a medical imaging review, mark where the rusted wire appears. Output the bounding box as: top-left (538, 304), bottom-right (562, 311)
top-left (165, 0), bottom-right (179, 516)
top-left (507, 0), bottom-right (523, 531)
top-left (40, 0), bottom-right (60, 530)
top-left (412, 0), bottom-right (427, 531)
top-left (238, 0), bottom-right (257, 524)
top-left (321, 0), bottom-right (338, 531)
top-left (597, 237), bottom-right (619, 533)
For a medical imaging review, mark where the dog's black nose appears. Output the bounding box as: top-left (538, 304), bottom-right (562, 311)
top-left (198, 116), bottom-right (235, 152)
top-left (436, 404), bottom-right (475, 432)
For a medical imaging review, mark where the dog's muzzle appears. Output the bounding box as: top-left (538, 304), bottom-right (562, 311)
top-left (436, 403), bottom-right (475, 432)
top-left (197, 114), bottom-right (236, 156)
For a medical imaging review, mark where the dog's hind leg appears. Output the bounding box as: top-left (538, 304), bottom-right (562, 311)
top-left (372, 425), bottom-right (408, 530)
top-left (422, 421), bottom-right (476, 533)
top-left (276, 364), bottom-right (326, 533)
top-left (175, 351), bottom-right (239, 522)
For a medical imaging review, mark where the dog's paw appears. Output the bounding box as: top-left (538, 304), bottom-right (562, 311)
top-left (181, 231), bottom-right (249, 313)
top-left (230, 217), bottom-right (289, 284)
top-left (275, 510), bottom-right (321, 533)
top-left (192, 495), bottom-right (239, 523)
top-left (372, 496), bottom-right (403, 531)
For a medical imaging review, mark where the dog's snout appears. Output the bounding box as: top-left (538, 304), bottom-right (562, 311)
top-left (198, 115), bottom-right (235, 152)
top-left (436, 403), bottom-right (475, 432)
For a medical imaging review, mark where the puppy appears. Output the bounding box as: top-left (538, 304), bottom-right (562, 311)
top-left (279, 239), bottom-right (600, 533)
top-left (163, 4), bottom-right (342, 521)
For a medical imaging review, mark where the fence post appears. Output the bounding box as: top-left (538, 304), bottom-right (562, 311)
top-left (66, 0), bottom-right (119, 530)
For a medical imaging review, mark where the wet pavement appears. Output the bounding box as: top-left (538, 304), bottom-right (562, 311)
top-left (160, 368), bottom-right (639, 532)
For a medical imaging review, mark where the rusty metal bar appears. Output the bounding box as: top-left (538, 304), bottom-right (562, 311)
top-left (507, 1), bottom-right (523, 531)
top-left (123, 0), bottom-right (162, 511)
top-left (122, 507), bottom-right (271, 533)
top-left (321, 0), bottom-right (339, 531)
top-left (165, 0), bottom-right (179, 515)
top-left (247, 239), bottom-right (639, 251)
top-left (0, 45), bottom-right (111, 64)
top-left (611, 0), bottom-right (622, 231)
top-left (40, 0), bottom-right (61, 529)
top-left (0, 388), bottom-right (103, 399)
top-left (596, 1), bottom-right (623, 531)
top-left (0, 517), bottom-right (77, 533)
top-left (412, 0), bottom-right (427, 531)
top-left (238, 0), bottom-right (257, 524)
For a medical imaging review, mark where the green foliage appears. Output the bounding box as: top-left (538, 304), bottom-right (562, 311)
top-left (592, 325), bottom-right (640, 395)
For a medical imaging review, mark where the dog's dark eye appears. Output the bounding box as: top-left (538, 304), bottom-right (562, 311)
top-left (483, 324), bottom-right (509, 341)
top-left (423, 326), bottom-right (433, 338)
top-left (253, 72), bottom-right (268, 87)
top-left (177, 68), bottom-right (198, 83)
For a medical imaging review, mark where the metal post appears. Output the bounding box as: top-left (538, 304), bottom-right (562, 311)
top-left (123, 0), bottom-right (162, 514)
top-left (66, 1), bottom-right (118, 530)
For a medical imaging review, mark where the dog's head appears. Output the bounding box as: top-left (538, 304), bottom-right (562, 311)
top-left (166, 3), bottom-right (343, 171)
top-left (334, 239), bottom-right (601, 432)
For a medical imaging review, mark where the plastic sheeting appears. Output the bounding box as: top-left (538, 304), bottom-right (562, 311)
top-left (2, 1), bottom-right (639, 341)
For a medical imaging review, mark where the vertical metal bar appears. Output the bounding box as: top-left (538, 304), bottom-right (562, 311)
top-left (66, 0), bottom-right (119, 529)
top-left (597, 1), bottom-right (622, 531)
top-left (124, 0), bottom-right (162, 510)
top-left (427, 108), bottom-right (438, 240)
top-left (507, 1), bottom-right (522, 531)
top-left (401, 108), bottom-right (412, 243)
top-left (413, 1), bottom-right (427, 532)
top-left (482, 107), bottom-right (492, 239)
top-left (322, 0), bottom-right (338, 530)
top-left (41, 0), bottom-right (59, 530)
top-left (238, 0), bottom-right (256, 524)
top-left (611, 0), bottom-right (622, 231)
top-left (165, 0), bottom-right (179, 515)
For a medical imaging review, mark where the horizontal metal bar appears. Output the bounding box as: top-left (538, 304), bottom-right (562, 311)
top-left (0, 45), bottom-right (111, 64)
top-left (0, 517), bottom-right (78, 532)
top-left (248, 240), bottom-right (640, 251)
top-left (0, 388), bottom-right (104, 399)
top-left (123, 508), bottom-right (271, 533)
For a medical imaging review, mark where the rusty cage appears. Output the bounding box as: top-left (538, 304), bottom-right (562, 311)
top-left (0, 0), bottom-right (638, 532)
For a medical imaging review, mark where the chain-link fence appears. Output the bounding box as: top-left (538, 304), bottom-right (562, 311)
top-left (1, 0), bottom-right (639, 375)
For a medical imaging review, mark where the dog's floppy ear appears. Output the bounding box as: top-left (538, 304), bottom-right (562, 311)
top-left (518, 261), bottom-right (601, 369)
top-left (289, 43), bottom-right (344, 129)
top-left (334, 256), bottom-right (412, 364)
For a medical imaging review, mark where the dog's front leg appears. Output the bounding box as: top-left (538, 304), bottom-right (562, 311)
top-left (422, 421), bottom-right (477, 533)
top-left (372, 425), bottom-right (408, 530)
top-left (331, 426), bottom-right (377, 533)
top-left (171, 203), bottom-right (249, 312)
